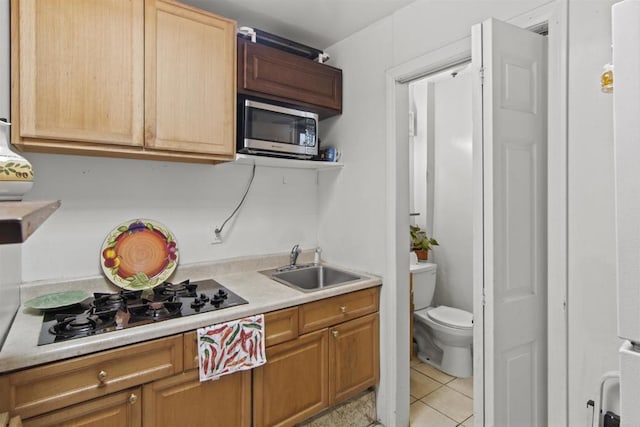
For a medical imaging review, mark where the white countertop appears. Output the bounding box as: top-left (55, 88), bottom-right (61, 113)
top-left (0, 253), bottom-right (381, 373)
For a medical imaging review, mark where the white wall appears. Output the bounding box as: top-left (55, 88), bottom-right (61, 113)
top-left (0, 0), bottom-right (6, 119)
top-left (317, 16), bottom-right (395, 422)
top-left (430, 70), bottom-right (474, 313)
top-left (0, 245), bottom-right (21, 348)
top-left (21, 155), bottom-right (319, 282)
top-left (409, 79), bottom-right (428, 231)
top-left (409, 70), bottom-right (473, 313)
top-left (0, 0), bottom-right (319, 283)
top-left (567, 0), bottom-right (621, 423)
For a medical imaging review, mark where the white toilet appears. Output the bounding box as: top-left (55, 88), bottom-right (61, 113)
top-left (411, 262), bottom-right (473, 378)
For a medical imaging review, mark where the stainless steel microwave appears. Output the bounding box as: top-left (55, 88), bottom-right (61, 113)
top-left (237, 98), bottom-right (319, 159)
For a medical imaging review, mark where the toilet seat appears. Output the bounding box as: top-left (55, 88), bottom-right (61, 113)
top-left (420, 306), bottom-right (472, 330)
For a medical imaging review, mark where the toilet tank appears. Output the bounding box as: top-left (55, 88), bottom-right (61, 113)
top-left (411, 262), bottom-right (437, 310)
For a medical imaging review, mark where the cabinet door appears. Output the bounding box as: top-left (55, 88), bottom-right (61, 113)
top-left (22, 388), bottom-right (141, 427)
top-left (329, 313), bottom-right (379, 404)
top-left (12, 0), bottom-right (144, 147)
top-left (142, 370), bottom-right (250, 427)
top-left (253, 329), bottom-right (328, 427)
top-left (238, 38), bottom-right (342, 119)
top-left (145, 0), bottom-right (236, 156)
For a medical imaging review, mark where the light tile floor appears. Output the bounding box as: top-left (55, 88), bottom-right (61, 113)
top-left (410, 358), bottom-right (473, 427)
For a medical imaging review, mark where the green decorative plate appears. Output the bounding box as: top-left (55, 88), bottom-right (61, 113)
top-left (24, 290), bottom-right (91, 311)
top-left (100, 219), bottom-right (179, 290)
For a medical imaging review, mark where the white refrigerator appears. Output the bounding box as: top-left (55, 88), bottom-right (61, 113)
top-left (613, 1), bottom-right (640, 425)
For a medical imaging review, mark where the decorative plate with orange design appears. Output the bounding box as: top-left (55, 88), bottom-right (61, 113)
top-left (100, 219), bottom-right (179, 290)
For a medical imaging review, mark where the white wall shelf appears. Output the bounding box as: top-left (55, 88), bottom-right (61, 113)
top-left (0, 200), bottom-right (61, 244)
top-left (234, 154), bottom-right (344, 170)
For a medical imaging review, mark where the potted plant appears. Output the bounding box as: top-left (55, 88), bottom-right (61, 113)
top-left (410, 225), bottom-right (439, 262)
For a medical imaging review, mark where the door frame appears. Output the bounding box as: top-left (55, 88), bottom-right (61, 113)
top-left (383, 1), bottom-right (568, 425)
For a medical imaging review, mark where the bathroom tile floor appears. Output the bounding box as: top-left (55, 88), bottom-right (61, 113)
top-left (410, 357), bottom-right (473, 427)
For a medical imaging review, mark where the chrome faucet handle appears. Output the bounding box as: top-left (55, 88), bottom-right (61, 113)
top-left (290, 244), bottom-right (301, 266)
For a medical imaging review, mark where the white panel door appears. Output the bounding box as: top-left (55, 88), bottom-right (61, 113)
top-left (472, 18), bottom-right (548, 427)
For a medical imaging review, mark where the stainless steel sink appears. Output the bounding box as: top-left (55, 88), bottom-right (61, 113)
top-left (261, 265), bottom-right (362, 292)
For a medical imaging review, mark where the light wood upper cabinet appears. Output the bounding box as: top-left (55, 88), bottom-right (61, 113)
top-left (12, 0), bottom-right (144, 147)
top-left (11, 0), bottom-right (236, 163)
top-left (145, 0), bottom-right (235, 155)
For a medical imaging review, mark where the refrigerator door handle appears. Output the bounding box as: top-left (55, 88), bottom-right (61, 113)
top-left (594, 371), bottom-right (620, 427)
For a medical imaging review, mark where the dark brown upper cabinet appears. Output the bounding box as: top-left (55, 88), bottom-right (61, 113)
top-left (237, 37), bottom-right (342, 120)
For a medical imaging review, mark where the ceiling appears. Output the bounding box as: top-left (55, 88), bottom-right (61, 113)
top-left (181, 0), bottom-right (417, 50)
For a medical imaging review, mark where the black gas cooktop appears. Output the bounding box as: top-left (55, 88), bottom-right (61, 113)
top-left (38, 279), bottom-right (248, 346)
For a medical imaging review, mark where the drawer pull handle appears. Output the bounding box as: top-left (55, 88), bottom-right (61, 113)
top-left (332, 330), bottom-right (339, 338)
top-left (129, 393), bottom-right (138, 405)
top-left (97, 370), bottom-right (108, 383)
top-left (340, 306), bottom-right (347, 313)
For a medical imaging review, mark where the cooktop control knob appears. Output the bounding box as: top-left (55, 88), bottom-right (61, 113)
top-left (191, 298), bottom-right (206, 309)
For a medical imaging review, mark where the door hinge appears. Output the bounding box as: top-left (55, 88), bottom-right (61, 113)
top-left (481, 288), bottom-right (487, 306)
top-left (479, 67), bottom-right (485, 85)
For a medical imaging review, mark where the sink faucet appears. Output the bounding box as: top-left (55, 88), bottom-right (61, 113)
top-left (290, 244), bottom-right (301, 267)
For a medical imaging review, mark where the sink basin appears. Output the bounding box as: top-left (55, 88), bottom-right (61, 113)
top-left (262, 265), bottom-right (362, 292)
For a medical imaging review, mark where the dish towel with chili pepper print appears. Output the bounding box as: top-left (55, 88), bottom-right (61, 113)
top-left (197, 314), bottom-right (266, 382)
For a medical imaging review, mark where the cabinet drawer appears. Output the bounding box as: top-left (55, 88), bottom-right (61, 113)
top-left (299, 288), bottom-right (379, 334)
top-left (264, 307), bottom-right (298, 347)
top-left (22, 387), bottom-right (142, 427)
top-left (184, 308), bottom-right (299, 370)
top-left (0, 335), bottom-right (183, 419)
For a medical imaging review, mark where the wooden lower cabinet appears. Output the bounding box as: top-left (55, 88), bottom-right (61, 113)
top-left (253, 329), bottom-right (329, 427)
top-left (254, 291), bottom-right (380, 427)
top-left (0, 288), bottom-right (380, 427)
top-left (21, 388), bottom-right (142, 427)
top-left (142, 369), bottom-right (251, 427)
top-left (329, 313), bottom-right (379, 404)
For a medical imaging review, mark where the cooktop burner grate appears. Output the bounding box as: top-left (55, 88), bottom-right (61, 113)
top-left (37, 279), bottom-right (248, 345)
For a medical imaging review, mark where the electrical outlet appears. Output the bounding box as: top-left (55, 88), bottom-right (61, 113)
top-left (210, 226), bottom-right (223, 244)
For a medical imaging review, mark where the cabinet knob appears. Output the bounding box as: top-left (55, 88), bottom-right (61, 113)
top-left (129, 393), bottom-right (138, 405)
top-left (340, 306), bottom-right (347, 314)
top-left (194, 355), bottom-right (199, 363)
top-left (332, 330), bottom-right (339, 338)
top-left (97, 370), bottom-right (108, 383)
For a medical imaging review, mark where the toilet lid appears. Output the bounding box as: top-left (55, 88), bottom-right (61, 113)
top-left (426, 306), bottom-right (473, 329)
